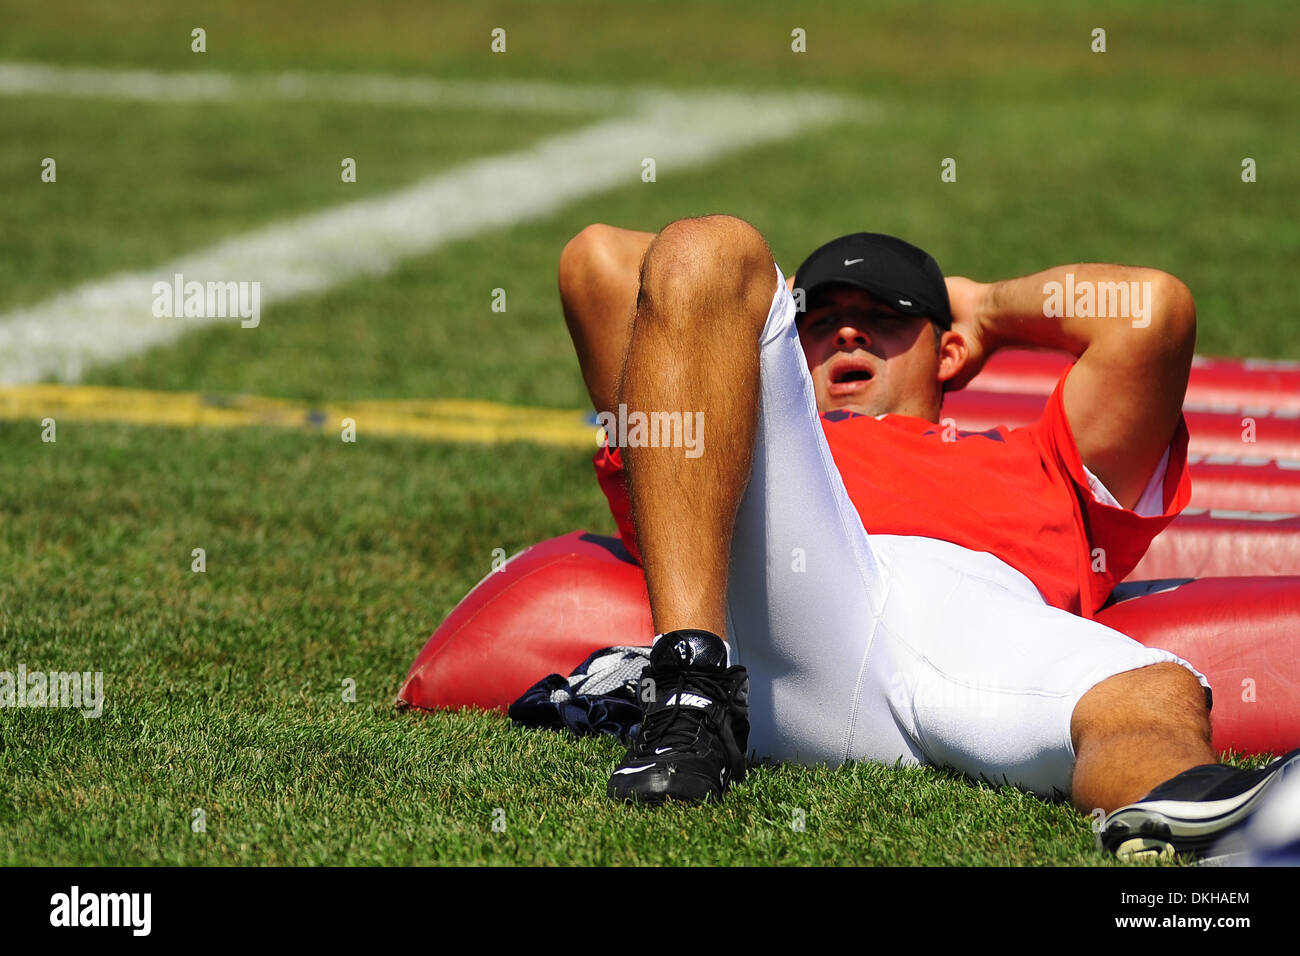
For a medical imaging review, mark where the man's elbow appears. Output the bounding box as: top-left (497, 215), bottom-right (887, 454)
top-left (1138, 271), bottom-right (1196, 354)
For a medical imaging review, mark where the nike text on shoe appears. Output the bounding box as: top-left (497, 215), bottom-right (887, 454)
top-left (607, 629), bottom-right (750, 804)
top-left (1100, 748), bottom-right (1300, 862)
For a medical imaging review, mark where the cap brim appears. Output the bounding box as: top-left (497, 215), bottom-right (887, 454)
top-left (800, 277), bottom-right (941, 320)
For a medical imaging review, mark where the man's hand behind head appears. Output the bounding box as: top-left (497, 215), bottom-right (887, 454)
top-left (939, 276), bottom-right (993, 393)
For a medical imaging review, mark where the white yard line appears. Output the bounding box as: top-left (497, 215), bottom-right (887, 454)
top-left (0, 60), bottom-right (638, 114)
top-left (0, 64), bottom-right (865, 384)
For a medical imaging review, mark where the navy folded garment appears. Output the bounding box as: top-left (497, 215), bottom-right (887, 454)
top-left (508, 646), bottom-right (650, 743)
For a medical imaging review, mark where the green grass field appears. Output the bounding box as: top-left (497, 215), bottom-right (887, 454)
top-left (1, 0), bottom-right (1296, 866)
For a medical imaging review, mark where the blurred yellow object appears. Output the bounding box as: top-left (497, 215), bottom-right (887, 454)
top-left (0, 384), bottom-right (596, 449)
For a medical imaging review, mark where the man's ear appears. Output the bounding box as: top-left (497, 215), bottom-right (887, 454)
top-left (937, 327), bottom-right (971, 392)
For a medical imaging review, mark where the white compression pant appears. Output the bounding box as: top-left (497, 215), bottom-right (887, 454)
top-left (722, 267), bottom-right (1208, 798)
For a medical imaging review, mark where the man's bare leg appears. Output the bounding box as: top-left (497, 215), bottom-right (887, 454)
top-left (558, 224), bottom-right (656, 415)
top-left (1070, 662), bottom-right (1215, 812)
top-left (617, 215), bottom-right (777, 638)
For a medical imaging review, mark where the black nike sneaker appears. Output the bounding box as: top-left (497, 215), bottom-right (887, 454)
top-left (1100, 748), bottom-right (1300, 861)
top-left (607, 629), bottom-right (750, 804)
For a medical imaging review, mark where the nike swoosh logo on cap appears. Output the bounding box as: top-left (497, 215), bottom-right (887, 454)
top-left (844, 258), bottom-right (864, 266)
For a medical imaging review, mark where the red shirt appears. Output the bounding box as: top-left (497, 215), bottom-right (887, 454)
top-left (595, 365), bottom-right (1191, 619)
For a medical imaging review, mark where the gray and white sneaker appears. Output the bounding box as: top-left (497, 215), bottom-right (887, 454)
top-left (1101, 748), bottom-right (1300, 861)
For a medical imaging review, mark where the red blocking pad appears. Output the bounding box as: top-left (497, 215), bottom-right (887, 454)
top-left (1184, 456), bottom-right (1300, 513)
top-left (1132, 510), bottom-right (1300, 580)
top-left (397, 532), bottom-right (653, 713)
top-left (1098, 577), bottom-right (1300, 756)
top-left (943, 389), bottom-right (1300, 462)
top-left (974, 350), bottom-right (1300, 415)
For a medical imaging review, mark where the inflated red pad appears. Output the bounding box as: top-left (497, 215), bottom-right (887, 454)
top-left (1098, 577), bottom-right (1300, 755)
top-left (974, 351), bottom-right (1300, 414)
top-left (400, 531), bottom-right (1300, 757)
top-left (1185, 456), bottom-right (1300, 513)
top-left (944, 389), bottom-right (1300, 461)
top-left (397, 532), bottom-right (653, 712)
top-left (1131, 510), bottom-right (1300, 580)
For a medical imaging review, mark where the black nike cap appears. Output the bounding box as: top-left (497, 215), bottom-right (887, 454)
top-left (793, 233), bottom-right (952, 329)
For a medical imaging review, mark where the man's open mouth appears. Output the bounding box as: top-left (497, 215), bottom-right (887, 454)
top-left (828, 359), bottom-right (874, 395)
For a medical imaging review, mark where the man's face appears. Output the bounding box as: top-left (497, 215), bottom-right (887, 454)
top-left (798, 285), bottom-right (942, 420)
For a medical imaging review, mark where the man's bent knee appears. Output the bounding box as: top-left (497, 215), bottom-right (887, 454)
top-left (559, 223), bottom-right (620, 303)
top-left (637, 215), bottom-right (775, 330)
top-left (1071, 662), bottom-right (1211, 750)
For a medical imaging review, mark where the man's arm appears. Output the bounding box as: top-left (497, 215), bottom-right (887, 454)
top-left (558, 224), bottom-right (657, 414)
top-left (946, 265), bottom-right (1196, 510)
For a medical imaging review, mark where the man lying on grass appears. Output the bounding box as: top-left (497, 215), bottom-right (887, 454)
top-left (556, 215), bottom-right (1298, 861)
